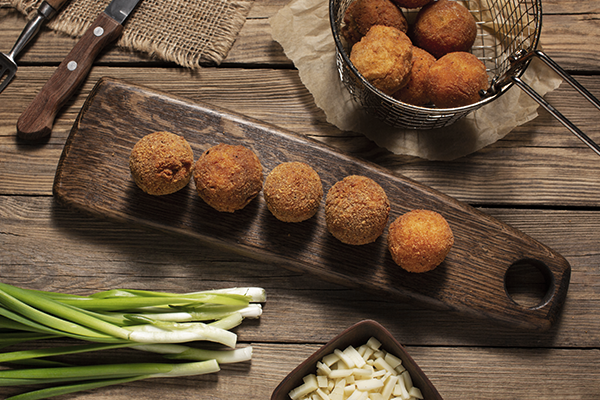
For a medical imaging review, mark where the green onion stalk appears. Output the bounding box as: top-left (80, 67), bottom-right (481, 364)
top-left (0, 282), bottom-right (265, 399)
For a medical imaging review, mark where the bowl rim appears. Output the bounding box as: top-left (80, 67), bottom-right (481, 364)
top-left (270, 319), bottom-right (444, 400)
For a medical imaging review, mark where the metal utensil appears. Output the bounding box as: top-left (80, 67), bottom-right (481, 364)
top-left (330, 0), bottom-right (600, 156)
top-left (0, 0), bottom-right (69, 94)
top-left (16, 0), bottom-right (142, 140)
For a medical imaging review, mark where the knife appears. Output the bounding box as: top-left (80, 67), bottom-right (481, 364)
top-left (17, 0), bottom-right (142, 140)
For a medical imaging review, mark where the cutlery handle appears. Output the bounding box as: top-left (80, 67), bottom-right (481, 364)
top-left (45, 0), bottom-right (70, 11)
top-left (17, 12), bottom-right (122, 140)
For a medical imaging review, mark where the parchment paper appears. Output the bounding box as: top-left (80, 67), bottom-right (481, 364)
top-left (270, 0), bottom-right (563, 160)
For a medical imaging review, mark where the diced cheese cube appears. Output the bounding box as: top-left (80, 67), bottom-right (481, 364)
top-left (347, 390), bottom-right (368, 400)
top-left (353, 365), bottom-right (374, 378)
top-left (315, 388), bottom-right (331, 400)
top-left (373, 350), bottom-right (385, 359)
top-left (344, 383), bottom-right (356, 395)
top-left (400, 370), bottom-right (413, 391)
top-left (357, 344), bottom-right (369, 357)
top-left (323, 353), bottom-right (340, 367)
top-left (367, 337), bottom-right (382, 351)
top-left (344, 345), bottom-right (367, 368)
top-left (329, 379), bottom-right (345, 400)
top-left (334, 348), bottom-right (355, 368)
top-left (373, 357), bottom-right (395, 374)
top-left (329, 369), bottom-right (353, 379)
top-left (395, 364), bottom-right (406, 374)
top-left (381, 375), bottom-right (398, 400)
top-left (408, 387), bottom-right (423, 399)
top-left (317, 375), bottom-right (329, 388)
top-left (394, 378), bottom-right (410, 400)
top-left (317, 361), bottom-right (332, 376)
top-left (289, 374), bottom-right (319, 400)
top-left (372, 369), bottom-right (387, 378)
top-left (355, 378), bottom-right (384, 392)
top-left (361, 346), bottom-right (374, 362)
top-left (384, 353), bottom-right (403, 370)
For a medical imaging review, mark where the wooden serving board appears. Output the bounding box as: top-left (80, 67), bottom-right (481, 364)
top-left (54, 78), bottom-right (571, 331)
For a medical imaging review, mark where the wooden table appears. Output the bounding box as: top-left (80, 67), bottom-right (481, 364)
top-left (1, 0), bottom-right (599, 398)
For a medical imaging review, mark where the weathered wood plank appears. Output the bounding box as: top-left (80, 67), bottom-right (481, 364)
top-left (2, 4), bottom-right (600, 69)
top-left (2, 67), bottom-right (600, 208)
top-left (1, 196), bottom-right (598, 347)
top-left (1, 343), bottom-right (598, 399)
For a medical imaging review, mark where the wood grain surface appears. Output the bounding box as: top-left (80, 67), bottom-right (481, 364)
top-left (53, 78), bottom-right (570, 331)
top-left (2, 0), bottom-right (600, 398)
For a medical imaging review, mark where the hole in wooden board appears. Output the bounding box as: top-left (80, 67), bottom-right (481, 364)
top-left (504, 259), bottom-right (554, 309)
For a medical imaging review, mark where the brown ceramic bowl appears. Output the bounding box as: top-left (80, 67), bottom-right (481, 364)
top-left (271, 319), bottom-right (443, 400)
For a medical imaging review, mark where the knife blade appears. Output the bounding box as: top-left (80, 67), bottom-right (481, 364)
top-left (16, 0), bottom-right (142, 140)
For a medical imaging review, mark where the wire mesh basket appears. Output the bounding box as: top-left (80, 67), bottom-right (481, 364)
top-left (330, 0), bottom-right (542, 130)
top-left (330, 0), bottom-right (600, 155)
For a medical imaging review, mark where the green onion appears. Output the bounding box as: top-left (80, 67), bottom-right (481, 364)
top-left (0, 282), bottom-right (265, 399)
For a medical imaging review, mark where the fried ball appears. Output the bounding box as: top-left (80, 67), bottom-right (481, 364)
top-left (342, 0), bottom-right (408, 45)
top-left (129, 131), bottom-right (194, 196)
top-left (325, 175), bottom-right (390, 245)
top-left (388, 209), bottom-right (454, 273)
top-left (350, 25), bottom-right (413, 95)
top-left (263, 162), bottom-right (323, 223)
top-left (426, 51), bottom-right (488, 108)
top-left (411, 0), bottom-right (477, 59)
top-left (392, 47), bottom-right (436, 106)
top-left (391, 0), bottom-right (432, 8)
top-left (193, 143), bottom-right (263, 213)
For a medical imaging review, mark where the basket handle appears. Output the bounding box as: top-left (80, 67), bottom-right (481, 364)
top-left (507, 50), bottom-right (600, 156)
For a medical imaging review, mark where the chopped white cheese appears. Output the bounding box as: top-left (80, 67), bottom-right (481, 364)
top-left (355, 378), bottom-right (384, 391)
top-left (384, 353), bottom-right (403, 370)
top-left (288, 338), bottom-right (423, 400)
top-left (409, 386), bottom-right (424, 399)
top-left (289, 374), bottom-right (319, 400)
top-left (334, 348), bottom-right (356, 368)
top-left (366, 337), bottom-right (382, 351)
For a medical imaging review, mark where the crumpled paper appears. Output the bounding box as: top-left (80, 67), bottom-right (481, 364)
top-left (270, 0), bottom-right (563, 160)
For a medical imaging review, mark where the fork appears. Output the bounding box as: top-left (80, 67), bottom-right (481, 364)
top-left (0, 0), bottom-right (69, 94)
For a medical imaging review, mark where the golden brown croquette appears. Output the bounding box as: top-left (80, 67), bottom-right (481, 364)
top-left (129, 131), bottom-right (194, 196)
top-left (193, 143), bottom-right (263, 213)
top-left (393, 46), bottom-right (436, 106)
top-left (426, 51), bottom-right (488, 108)
top-left (388, 209), bottom-right (454, 273)
top-left (342, 0), bottom-right (408, 45)
top-left (350, 25), bottom-right (413, 95)
top-left (411, 0), bottom-right (477, 59)
top-left (264, 162), bottom-right (323, 223)
top-left (325, 175), bottom-right (390, 245)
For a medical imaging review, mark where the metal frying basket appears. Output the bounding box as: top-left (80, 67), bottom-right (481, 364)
top-left (330, 0), bottom-right (600, 156)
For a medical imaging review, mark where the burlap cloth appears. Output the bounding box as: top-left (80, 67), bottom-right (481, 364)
top-left (1, 0), bottom-right (254, 67)
top-left (270, 0), bottom-right (563, 160)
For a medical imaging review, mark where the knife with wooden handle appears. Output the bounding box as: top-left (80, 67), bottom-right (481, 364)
top-left (17, 0), bottom-right (142, 140)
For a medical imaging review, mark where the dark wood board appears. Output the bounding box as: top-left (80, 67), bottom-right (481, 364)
top-left (53, 77), bottom-right (571, 332)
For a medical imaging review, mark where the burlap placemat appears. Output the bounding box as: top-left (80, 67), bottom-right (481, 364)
top-left (1, 0), bottom-right (254, 67)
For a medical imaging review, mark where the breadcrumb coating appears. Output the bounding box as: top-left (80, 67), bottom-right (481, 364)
top-left (388, 209), bottom-right (454, 273)
top-left (193, 143), bottom-right (263, 213)
top-left (350, 25), bottom-right (413, 95)
top-left (325, 175), bottom-right (390, 245)
top-left (129, 131), bottom-right (194, 196)
top-left (393, 46), bottom-right (436, 106)
top-left (411, 0), bottom-right (477, 59)
top-left (264, 162), bottom-right (323, 223)
top-left (342, 0), bottom-right (408, 45)
top-left (426, 51), bottom-right (488, 108)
